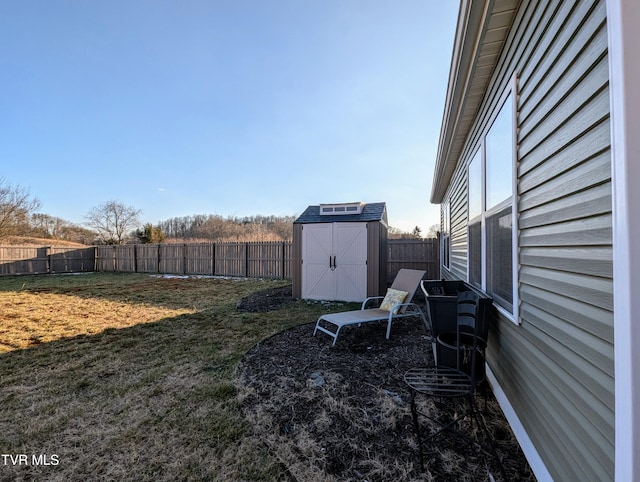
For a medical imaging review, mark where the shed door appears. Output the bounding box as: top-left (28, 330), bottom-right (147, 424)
top-left (334, 223), bottom-right (368, 302)
top-left (301, 223), bottom-right (334, 301)
top-left (301, 222), bottom-right (367, 302)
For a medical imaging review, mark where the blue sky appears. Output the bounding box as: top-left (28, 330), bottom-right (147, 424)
top-left (1, 1), bottom-right (458, 234)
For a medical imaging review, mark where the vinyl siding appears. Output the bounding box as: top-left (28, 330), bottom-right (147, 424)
top-left (440, 1), bottom-right (614, 480)
top-left (445, 166), bottom-right (469, 280)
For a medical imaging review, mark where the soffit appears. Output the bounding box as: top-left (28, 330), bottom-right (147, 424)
top-left (431, 0), bottom-right (520, 204)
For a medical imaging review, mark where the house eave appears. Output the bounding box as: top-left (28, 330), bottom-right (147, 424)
top-left (431, 0), bottom-right (520, 204)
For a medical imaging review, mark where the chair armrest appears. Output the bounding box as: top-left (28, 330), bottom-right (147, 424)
top-left (420, 280), bottom-right (429, 299)
top-left (389, 302), bottom-right (424, 317)
top-left (362, 296), bottom-right (384, 310)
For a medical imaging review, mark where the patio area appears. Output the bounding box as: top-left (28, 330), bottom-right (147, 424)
top-left (236, 305), bottom-right (535, 481)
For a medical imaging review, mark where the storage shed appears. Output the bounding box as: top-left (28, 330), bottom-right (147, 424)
top-left (292, 202), bottom-right (388, 302)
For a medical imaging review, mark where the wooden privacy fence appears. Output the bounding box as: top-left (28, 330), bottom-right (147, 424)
top-left (95, 241), bottom-right (293, 279)
top-left (0, 238), bottom-right (438, 279)
top-left (0, 246), bottom-right (96, 275)
top-left (387, 238), bottom-right (440, 281)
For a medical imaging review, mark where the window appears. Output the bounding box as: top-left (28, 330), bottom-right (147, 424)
top-left (466, 84), bottom-right (518, 322)
top-left (468, 221), bottom-right (482, 287)
top-left (468, 149), bottom-right (482, 287)
top-left (486, 94), bottom-right (514, 210)
top-left (442, 200), bottom-right (451, 270)
top-left (468, 149), bottom-right (482, 220)
top-left (320, 202), bottom-right (364, 215)
top-left (486, 205), bottom-right (513, 312)
top-left (486, 93), bottom-right (514, 313)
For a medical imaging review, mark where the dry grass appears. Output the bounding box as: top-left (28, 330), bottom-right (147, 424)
top-left (0, 273), bottom-right (334, 481)
top-left (0, 273), bottom-right (533, 481)
top-left (236, 319), bottom-right (535, 481)
top-left (0, 236), bottom-right (88, 247)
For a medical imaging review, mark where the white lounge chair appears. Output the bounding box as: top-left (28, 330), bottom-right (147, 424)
top-left (313, 268), bottom-right (428, 345)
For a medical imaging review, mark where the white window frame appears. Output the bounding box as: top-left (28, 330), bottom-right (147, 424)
top-left (607, 1), bottom-right (640, 478)
top-left (320, 202), bottom-right (364, 216)
top-left (467, 148), bottom-right (483, 288)
top-left (466, 74), bottom-right (520, 324)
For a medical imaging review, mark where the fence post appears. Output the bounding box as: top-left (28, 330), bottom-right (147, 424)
top-left (45, 246), bottom-right (51, 274)
top-left (436, 232), bottom-right (441, 279)
top-left (245, 242), bottom-right (249, 277)
top-left (280, 241), bottom-right (287, 279)
top-left (182, 244), bottom-right (186, 275)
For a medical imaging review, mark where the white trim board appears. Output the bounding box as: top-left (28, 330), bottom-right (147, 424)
top-left (606, 0), bottom-right (640, 480)
top-left (486, 365), bottom-right (554, 482)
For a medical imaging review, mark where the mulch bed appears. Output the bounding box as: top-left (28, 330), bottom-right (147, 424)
top-left (236, 284), bottom-right (295, 313)
top-left (235, 286), bottom-right (536, 481)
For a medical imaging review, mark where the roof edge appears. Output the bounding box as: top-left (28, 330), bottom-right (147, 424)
top-left (293, 202), bottom-right (387, 224)
top-left (431, 0), bottom-right (489, 204)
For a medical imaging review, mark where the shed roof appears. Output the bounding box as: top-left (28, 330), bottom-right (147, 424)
top-left (294, 202), bottom-right (387, 224)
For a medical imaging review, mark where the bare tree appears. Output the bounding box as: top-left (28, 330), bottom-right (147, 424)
top-left (157, 213), bottom-right (295, 242)
top-left (30, 213), bottom-right (96, 244)
top-left (0, 178), bottom-right (41, 237)
top-left (86, 200), bottom-right (142, 244)
top-left (31, 213), bottom-right (68, 238)
top-left (426, 224), bottom-right (440, 239)
top-left (58, 224), bottom-right (96, 245)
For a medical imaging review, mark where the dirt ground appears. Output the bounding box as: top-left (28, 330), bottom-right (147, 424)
top-left (235, 286), bottom-right (535, 481)
top-left (236, 284), bottom-right (295, 313)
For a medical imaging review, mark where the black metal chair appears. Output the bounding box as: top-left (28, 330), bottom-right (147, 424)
top-left (403, 291), bottom-right (504, 478)
top-left (435, 293), bottom-right (489, 411)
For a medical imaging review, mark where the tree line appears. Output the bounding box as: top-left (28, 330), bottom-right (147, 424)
top-left (0, 178), bottom-right (433, 245)
top-left (0, 178), bottom-right (95, 244)
top-left (157, 214), bottom-right (296, 242)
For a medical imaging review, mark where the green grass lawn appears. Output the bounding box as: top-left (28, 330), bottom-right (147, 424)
top-left (0, 273), bottom-right (340, 481)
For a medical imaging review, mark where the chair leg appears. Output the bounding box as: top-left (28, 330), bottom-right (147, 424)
top-left (467, 393), bottom-right (507, 481)
top-left (313, 320), bottom-right (340, 345)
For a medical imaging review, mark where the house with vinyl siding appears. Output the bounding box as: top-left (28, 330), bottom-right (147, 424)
top-left (432, 0), bottom-right (640, 480)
